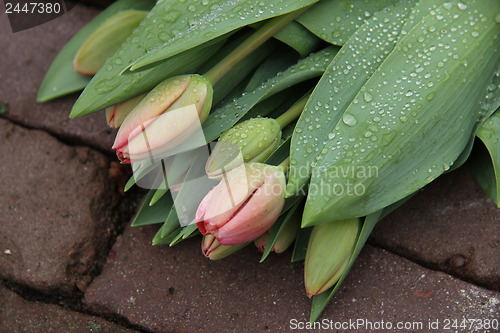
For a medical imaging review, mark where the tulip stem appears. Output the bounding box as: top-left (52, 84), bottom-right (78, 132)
top-left (275, 93), bottom-right (310, 129)
top-left (277, 157), bottom-right (290, 173)
top-left (204, 7), bottom-right (310, 86)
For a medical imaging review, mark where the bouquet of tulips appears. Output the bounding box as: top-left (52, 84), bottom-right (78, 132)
top-left (39, 0), bottom-right (500, 321)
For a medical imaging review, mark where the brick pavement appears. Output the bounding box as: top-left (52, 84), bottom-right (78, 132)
top-left (0, 2), bottom-right (498, 332)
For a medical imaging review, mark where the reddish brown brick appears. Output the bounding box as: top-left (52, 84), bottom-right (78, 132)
top-left (0, 284), bottom-right (138, 333)
top-left (84, 222), bottom-right (499, 332)
top-left (0, 119), bottom-right (119, 294)
top-left (371, 166), bottom-right (500, 289)
top-left (0, 5), bottom-right (114, 152)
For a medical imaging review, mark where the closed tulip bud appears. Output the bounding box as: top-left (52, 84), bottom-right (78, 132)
top-left (106, 93), bottom-right (147, 128)
top-left (206, 118), bottom-right (281, 178)
top-left (196, 163), bottom-right (286, 245)
top-left (112, 74), bottom-right (213, 163)
top-left (304, 218), bottom-right (360, 298)
top-left (254, 212), bottom-right (300, 253)
top-left (74, 10), bottom-right (148, 76)
top-left (202, 234), bottom-right (249, 260)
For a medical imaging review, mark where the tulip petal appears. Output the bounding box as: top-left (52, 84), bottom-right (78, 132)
top-left (113, 75), bottom-right (190, 150)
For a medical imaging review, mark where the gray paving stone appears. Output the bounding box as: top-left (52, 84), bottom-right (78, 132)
top-left (0, 284), bottom-right (138, 333)
top-left (0, 119), bottom-right (119, 294)
top-left (0, 5), bottom-right (115, 152)
top-left (84, 222), bottom-right (499, 333)
top-left (371, 166), bottom-right (500, 290)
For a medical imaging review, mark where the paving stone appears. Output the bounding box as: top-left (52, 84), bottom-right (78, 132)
top-left (0, 119), bottom-right (119, 295)
top-left (0, 5), bottom-right (115, 152)
top-left (0, 284), bottom-right (138, 333)
top-left (371, 166), bottom-right (500, 290)
top-left (84, 223), bottom-right (499, 333)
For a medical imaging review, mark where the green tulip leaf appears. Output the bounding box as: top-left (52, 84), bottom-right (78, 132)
top-left (288, 0), bottom-right (418, 197)
top-left (197, 33), bottom-right (277, 106)
top-left (70, 36), bottom-right (227, 118)
top-left (474, 109), bottom-right (500, 206)
top-left (273, 21), bottom-right (323, 57)
top-left (131, 190), bottom-right (173, 227)
top-left (123, 159), bottom-right (167, 192)
top-left (260, 199), bottom-right (302, 262)
top-left (0, 102), bottom-right (7, 115)
top-left (478, 63), bottom-right (500, 122)
top-left (152, 226), bottom-right (182, 246)
top-left (244, 46), bottom-right (301, 92)
top-left (161, 208), bottom-right (180, 238)
top-left (169, 224), bottom-right (200, 246)
top-left (302, 0), bottom-right (500, 226)
top-left (297, 0), bottom-right (401, 46)
top-left (265, 137), bottom-right (291, 167)
top-left (469, 143), bottom-right (498, 206)
top-left (148, 150), bottom-right (201, 206)
top-left (37, 0), bottom-right (155, 102)
top-left (203, 46), bottom-right (339, 142)
top-left (291, 227), bottom-right (312, 263)
top-left (149, 186), bottom-right (169, 207)
top-left (448, 61), bottom-right (500, 171)
top-left (127, 0), bottom-right (319, 71)
top-left (149, 151), bottom-right (218, 244)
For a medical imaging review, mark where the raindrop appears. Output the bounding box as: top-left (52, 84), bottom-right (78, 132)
top-left (163, 10), bottom-right (181, 22)
top-left (363, 91), bottom-right (373, 102)
top-left (342, 113), bottom-right (358, 127)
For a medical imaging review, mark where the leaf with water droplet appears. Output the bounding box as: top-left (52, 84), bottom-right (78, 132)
top-left (197, 33), bottom-right (277, 106)
top-left (297, 0), bottom-right (401, 46)
top-left (303, 0), bottom-right (500, 226)
top-left (128, 0), bottom-right (319, 71)
top-left (244, 46), bottom-right (301, 92)
top-left (472, 108), bottom-right (500, 207)
top-left (203, 46), bottom-right (339, 142)
top-left (37, 0), bottom-right (156, 102)
top-left (272, 21), bottom-right (323, 57)
top-left (70, 35), bottom-right (227, 118)
top-left (288, 0), bottom-right (417, 196)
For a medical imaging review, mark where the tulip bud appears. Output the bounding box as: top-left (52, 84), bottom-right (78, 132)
top-left (206, 118), bottom-right (281, 178)
top-left (74, 10), bottom-right (148, 76)
top-left (196, 163), bottom-right (286, 245)
top-left (112, 74), bottom-right (213, 163)
top-left (106, 93), bottom-right (147, 128)
top-left (202, 234), bottom-right (249, 260)
top-left (304, 218), bottom-right (360, 298)
top-left (254, 211), bottom-right (300, 253)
